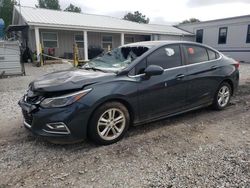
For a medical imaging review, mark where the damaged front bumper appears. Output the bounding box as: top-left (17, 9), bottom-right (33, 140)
top-left (18, 97), bottom-right (91, 143)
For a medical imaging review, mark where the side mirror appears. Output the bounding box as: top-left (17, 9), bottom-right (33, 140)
top-left (144, 65), bottom-right (164, 77)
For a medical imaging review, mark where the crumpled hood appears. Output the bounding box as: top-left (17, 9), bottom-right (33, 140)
top-left (30, 68), bottom-right (115, 93)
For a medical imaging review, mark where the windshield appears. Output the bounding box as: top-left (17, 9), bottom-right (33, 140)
top-left (82, 46), bottom-right (149, 72)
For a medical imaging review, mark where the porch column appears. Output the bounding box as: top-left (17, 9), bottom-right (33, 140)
top-left (84, 30), bottom-right (88, 61)
top-left (34, 27), bottom-right (40, 61)
top-left (150, 34), bottom-right (154, 41)
top-left (121, 32), bottom-right (125, 45)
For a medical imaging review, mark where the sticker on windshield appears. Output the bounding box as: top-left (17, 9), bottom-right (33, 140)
top-left (165, 48), bottom-right (175, 56)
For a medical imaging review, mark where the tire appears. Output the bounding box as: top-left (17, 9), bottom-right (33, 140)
top-left (88, 102), bottom-right (130, 145)
top-left (212, 82), bottom-right (232, 110)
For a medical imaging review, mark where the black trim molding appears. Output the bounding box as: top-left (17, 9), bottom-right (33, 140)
top-left (219, 49), bottom-right (250, 52)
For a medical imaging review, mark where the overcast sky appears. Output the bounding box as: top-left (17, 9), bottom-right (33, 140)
top-left (19, 0), bottom-right (250, 24)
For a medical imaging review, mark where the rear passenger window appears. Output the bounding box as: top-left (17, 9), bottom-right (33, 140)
top-left (147, 45), bottom-right (182, 69)
top-left (207, 49), bottom-right (219, 60)
top-left (184, 45), bottom-right (209, 64)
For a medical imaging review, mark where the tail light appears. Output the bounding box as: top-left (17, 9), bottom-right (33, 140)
top-left (234, 61), bottom-right (240, 69)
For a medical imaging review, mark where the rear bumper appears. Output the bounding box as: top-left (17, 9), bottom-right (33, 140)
top-left (19, 99), bottom-right (91, 143)
top-left (232, 69), bottom-right (240, 95)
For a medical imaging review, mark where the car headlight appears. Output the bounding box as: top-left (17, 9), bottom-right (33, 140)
top-left (40, 88), bottom-right (92, 108)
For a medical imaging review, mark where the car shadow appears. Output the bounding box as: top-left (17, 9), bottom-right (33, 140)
top-left (29, 101), bottom-right (237, 152)
top-left (127, 107), bottom-right (213, 136)
top-left (33, 107), bottom-right (213, 149)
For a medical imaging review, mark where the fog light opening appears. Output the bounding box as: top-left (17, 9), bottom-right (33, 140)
top-left (43, 122), bottom-right (71, 135)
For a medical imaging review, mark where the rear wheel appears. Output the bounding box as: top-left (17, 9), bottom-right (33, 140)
top-left (88, 102), bottom-right (130, 145)
top-left (213, 82), bottom-right (232, 110)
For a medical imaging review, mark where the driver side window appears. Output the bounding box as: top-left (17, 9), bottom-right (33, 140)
top-left (135, 59), bottom-right (147, 75)
top-left (130, 44), bottom-right (182, 76)
top-left (129, 59), bottom-right (147, 76)
top-left (147, 44), bottom-right (182, 69)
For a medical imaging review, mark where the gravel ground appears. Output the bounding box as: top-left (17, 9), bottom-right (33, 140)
top-left (0, 63), bottom-right (249, 188)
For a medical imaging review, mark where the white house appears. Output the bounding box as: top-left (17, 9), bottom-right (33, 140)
top-left (178, 15), bottom-right (250, 62)
top-left (11, 6), bottom-right (194, 61)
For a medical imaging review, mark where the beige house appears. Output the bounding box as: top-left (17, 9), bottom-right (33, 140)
top-left (12, 6), bottom-right (194, 60)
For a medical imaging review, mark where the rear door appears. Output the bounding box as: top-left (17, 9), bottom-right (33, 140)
top-left (136, 44), bottom-right (188, 121)
top-left (182, 44), bottom-right (220, 107)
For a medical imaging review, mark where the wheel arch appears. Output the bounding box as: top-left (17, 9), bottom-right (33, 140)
top-left (221, 79), bottom-right (234, 95)
top-left (87, 97), bottom-right (135, 133)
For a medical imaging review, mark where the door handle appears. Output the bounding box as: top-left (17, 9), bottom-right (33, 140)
top-left (176, 74), bottom-right (185, 80)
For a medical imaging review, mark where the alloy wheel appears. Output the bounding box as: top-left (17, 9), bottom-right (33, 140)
top-left (97, 108), bottom-right (126, 141)
top-left (217, 85), bottom-right (230, 107)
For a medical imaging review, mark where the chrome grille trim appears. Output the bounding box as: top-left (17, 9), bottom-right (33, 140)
top-left (24, 121), bottom-right (32, 128)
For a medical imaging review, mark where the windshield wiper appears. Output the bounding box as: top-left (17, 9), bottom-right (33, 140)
top-left (83, 67), bottom-right (107, 73)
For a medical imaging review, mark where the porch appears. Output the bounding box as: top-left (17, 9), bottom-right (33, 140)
top-left (30, 28), bottom-right (151, 61)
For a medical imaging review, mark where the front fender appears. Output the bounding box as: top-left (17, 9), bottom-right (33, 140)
top-left (78, 80), bottom-right (140, 126)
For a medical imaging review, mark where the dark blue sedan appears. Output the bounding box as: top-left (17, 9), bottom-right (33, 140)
top-left (19, 41), bottom-right (239, 145)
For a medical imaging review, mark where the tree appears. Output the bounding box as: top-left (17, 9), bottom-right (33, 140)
top-left (179, 18), bottom-right (200, 25)
top-left (0, 0), bottom-right (17, 28)
top-left (123, 11), bottom-right (149, 24)
top-left (36, 0), bottom-right (60, 10)
top-left (64, 4), bottom-right (81, 13)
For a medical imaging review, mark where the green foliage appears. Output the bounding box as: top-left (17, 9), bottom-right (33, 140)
top-left (0, 0), bottom-right (17, 28)
top-left (36, 0), bottom-right (60, 10)
top-left (64, 3), bottom-right (81, 13)
top-left (123, 11), bottom-right (149, 24)
top-left (179, 18), bottom-right (200, 25)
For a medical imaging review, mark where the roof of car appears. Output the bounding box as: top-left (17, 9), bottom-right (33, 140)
top-left (122, 40), bottom-right (199, 48)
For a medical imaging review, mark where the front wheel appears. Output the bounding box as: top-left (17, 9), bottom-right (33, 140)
top-left (88, 102), bottom-right (130, 145)
top-left (213, 82), bottom-right (232, 110)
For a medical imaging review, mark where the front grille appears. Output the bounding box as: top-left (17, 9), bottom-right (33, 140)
top-left (24, 88), bottom-right (43, 105)
top-left (24, 95), bottom-right (43, 104)
top-left (22, 109), bottom-right (33, 125)
top-left (26, 96), bottom-right (40, 104)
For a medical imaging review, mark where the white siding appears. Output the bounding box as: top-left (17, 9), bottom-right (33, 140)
top-left (178, 16), bottom-right (250, 62)
top-left (0, 41), bottom-right (22, 75)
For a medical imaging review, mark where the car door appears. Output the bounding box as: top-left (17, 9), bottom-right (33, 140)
top-left (182, 44), bottom-right (221, 108)
top-left (136, 44), bottom-right (188, 121)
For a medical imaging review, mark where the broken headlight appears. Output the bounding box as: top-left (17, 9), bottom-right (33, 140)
top-left (40, 88), bottom-right (92, 108)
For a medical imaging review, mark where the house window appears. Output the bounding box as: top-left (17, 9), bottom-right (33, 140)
top-left (125, 36), bottom-right (135, 44)
top-left (196, 29), bottom-right (203, 43)
top-left (102, 35), bottom-right (113, 51)
top-left (218, 27), bottom-right (227, 44)
top-left (246, 25), bottom-right (250, 43)
top-left (42, 32), bottom-right (58, 48)
top-left (74, 34), bottom-right (84, 48)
